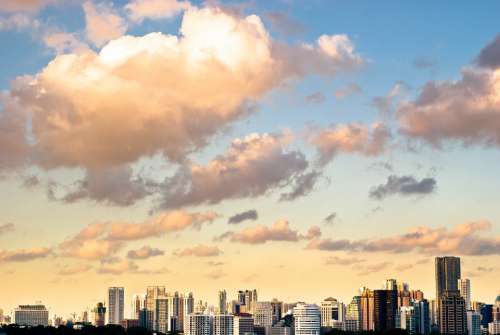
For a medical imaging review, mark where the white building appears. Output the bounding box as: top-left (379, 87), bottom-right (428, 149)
top-left (214, 314), bottom-right (233, 335)
top-left (489, 321), bottom-right (500, 335)
top-left (14, 304), bottom-right (49, 326)
top-left (234, 313), bottom-right (254, 335)
top-left (183, 293), bottom-right (195, 331)
top-left (466, 311), bottom-right (481, 335)
top-left (293, 303), bottom-right (320, 335)
top-left (254, 301), bottom-right (273, 333)
top-left (458, 279), bottom-right (471, 310)
top-left (154, 296), bottom-right (169, 333)
top-left (108, 287), bottom-right (124, 325)
top-left (185, 314), bottom-right (211, 335)
top-left (320, 297), bottom-right (345, 328)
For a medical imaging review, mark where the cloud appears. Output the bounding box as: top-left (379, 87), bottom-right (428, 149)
top-left (306, 221), bottom-right (500, 256)
top-left (305, 92), bottom-right (325, 104)
top-left (127, 246), bottom-right (165, 259)
top-left (173, 244), bottom-right (222, 257)
top-left (476, 34), bottom-right (500, 69)
top-left (0, 223), bottom-right (14, 235)
top-left (59, 210), bottom-right (217, 259)
top-left (219, 219), bottom-right (302, 244)
top-left (357, 262), bottom-right (392, 276)
top-left (309, 123), bottom-right (390, 166)
top-left (43, 31), bottom-right (89, 54)
top-left (264, 11), bottom-right (305, 37)
top-left (0, 5), bottom-right (362, 174)
top-left (0, 13), bottom-right (40, 31)
top-left (97, 259), bottom-right (139, 275)
top-left (369, 175), bottom-right (437, 200)
top-left (160, 132), bottom-right (311, 208)
top-left (0, 0), bottom-right (55, 13)
top-left (398, 68), bottom-right (500, 147)
top-left (206, 268), bottom-right (226, 280)
top-left (83, 1), bottom-right (127, 47)
top-left (324, 212), bottom-right (337, 225)
top-left (279, 170), bottom-right (322, 201)
top-left (0, 247), bottom-right (52, 262)
top-left (207, 261), bottom-right (224, 267)
top-left (58, 264), bottom-right (92, 275)
top-left (324, 255), bottom-right (365, 266)
top-left (413, 57), bottom-right (436, 70)
top-left (50, 166), bottom-right (156, 206)
top-left (125, 0), bottom-right (192, 22)
top-left (228, 209), bottom-right (258, 225)
top-left (395, 264), bottom-right (413, 271)
top-left (335, 83), bottom-right (362, 99)
top-left (372, 81), bottom-right (409, 115)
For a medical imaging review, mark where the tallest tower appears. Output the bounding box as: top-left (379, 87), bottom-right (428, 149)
top-left (435, 256), bottom-right (461, 300)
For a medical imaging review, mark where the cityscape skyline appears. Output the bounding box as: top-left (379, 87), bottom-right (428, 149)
top-left (1, 0), bottom-right (500, 330)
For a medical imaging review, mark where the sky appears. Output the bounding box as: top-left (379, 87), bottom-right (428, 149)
top-left (0, 0), bottom-right (500, 319)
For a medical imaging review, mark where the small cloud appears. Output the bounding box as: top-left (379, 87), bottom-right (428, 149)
top-left (335, 83), bottom-right (362, 99)
top-left (369, 175), bottom-right (437, 200)
top-left (280, 170), bottom-right (322, 201)
top-left (127, 245), bottom-right (165, 259)
top-left (324, 212), bottom-right (337, 225)
top-left (264, 11), bottom-right (305, 37)
top-left (97, 259), bottom-right (138, 275)
top-left (357, 262), bottom-right (392, 276)
top-left (367, 161), bottom-right (393, 172)
top-left (58, 264), bottom-right (92, 276)
top-left (413, 57), bottom-right (436, 70)
top-left (324, 256), bottom-right (365, 266)
top-left (395, 264), bottom-right (414, 271)
top-left (305, 92), bottom-right (326, 104)
top-left (0, 223), bottom-right (14, 235)
top-left (206, 269), bottom-right (226, 280)
top-left (0, 247), bottom-right (52, 262)
top-left (208, 261), bottom-right (224, 267)
top-left (173, 244), bottom-right (222, 257)
top-left (228, 210), bottom-right (258, 225)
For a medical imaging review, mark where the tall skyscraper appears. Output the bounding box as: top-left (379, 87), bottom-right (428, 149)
top-left (14, 304), bottom-right (49, 326)
top-left (219, 290), bottom-right (228, 314)
top-left (238, 290), bottom-right (258, 313)
top-left (185, 314), bottom-right (211, 335)
top-left (214, 314), bottom-right (234, 335)
top-left (167, 291), bottom-right (181, 331)
top-left (108, 287), bottom-right (124, 325)
top-left (373, 289), bottom-right (398, 331)
top-left (458, 279), bottom-right (471, 310)
top-left (435, 256), bottom-right (461, 300)
top-left (361, 288), bottom-right (375, 331)
top-left (414, 299), bottom-right (431, 334)
top-left (439, 290), bottom-right (466, 335)
top-left (93, 302), bottom-right (106, 327)
top-left (154, 295), bottom-right (168, 333)
top-left (183, 292), bottom-right (195, 332)
top-left (146, 286), bottom-right (166, 330)
top-left (320, 297), bottom-right (345, 328)
top-left (131, 294), bottom-right (146, 319)
top-left (270, 299), bottom-right (283, 325)
top-left (293, 303), bottom-right (320, 335)
top-left (345, 296), bottom-right (361, 332)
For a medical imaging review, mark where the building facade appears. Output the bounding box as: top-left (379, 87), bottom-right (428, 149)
top-left (439, 290), bottom-right (466, 335)
top-left (214, 314), bottom-right (234, 335)
top-left (14, 304), bottom-right (49, 327)
top-left (108, 287), bottom-right (124, 325)
top-left (293, 303), bottom-right (320, 335)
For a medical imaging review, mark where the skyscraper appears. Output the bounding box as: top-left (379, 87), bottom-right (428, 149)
top-left (214, 314), bottom-right (234, 335)
top-left (270, 299), bottom-right (283, 325)
top-left (146, 286), bottom-right (166, 330)
top-left (185, 314), bottom-right (211, 335)
top-left (345, 296), bottom-right (361, 332)
top-left (167, 291), bottom-right (181, 331)
top-left (154, 295), bottom-right (168, 333)
top-left (466, 310), bottom-right (481, 335)
top-left (293, 303), bottom-right (320, 335)
top-left (93, 303), bottom-right (106, 327)
top-left (439, 290), bottom-right (466, 335)
top-left (435, 256), bottom-right (461, 300)
top-left (238, 290), bottom-right (258, 313)
top-left (183, 292), bottom-right (195, 332)
top-left (219, 290), bottom-right (228, 314)
top-left (320, 297), bottom-right (345, 328)
top-left (131, 294), bottom-right (146, 319)
top-left (458, 279), bottom-right (471, 310)
top-left (108, 287), bottom-right (124, 325)
top-left (234, 313), bottom-right (254, 335)
top-left (361, 288), bottom-right (375, 331)
top-left (373, 289), bottom-right (398, 331)
top-left (254, 302), bottom-right (273, 335)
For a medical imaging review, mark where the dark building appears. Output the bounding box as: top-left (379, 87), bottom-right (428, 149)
top-left (121, 319), bottom-right (139, 329)
top-left (435, 257), bottom-right (461, 300)
top-left (139, 309), bottom-right (152, 329)
top-left (439, 290), bottom-right (466, 335)
top-left (373, 290), bottom-right (398, 331)
top-left (480, 304), bottom-right (493, 328)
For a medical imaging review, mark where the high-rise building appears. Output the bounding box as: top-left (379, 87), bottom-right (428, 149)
top-left (414, 299), bottom-right (431, 335)
top-left (435, 257), bottom-right (461, 300)
top-left (385, 279), bottom-right (398, 291)
top-left (214, 314), bottom-right (234, 335)
top-left (93, 302), bottom-right (106, 327)
top-left (108, 287), bottom-right (124, 325)
top-left (493, 295), bottom-right (500, 321)
top-left (154, 296), bottom-right (168, 333)
top-left (410, 290), bottom-right (425, 302)
top-left (254, 302), bottom-right (273, 334)
top-left (480, 304), bottom-right (493, 328)
top-left (183, 293), bottom-right (195, 332)
top-left (219, 290), bottom-right (228, 314)
top-left (185, 314), bottom-right (211, 335)
top-left (467, 311), bottom-right (481, 335)
top-left (271, 299), bottom-right (283, 325)
top-left (131, 294), bottom-right (146, 319)
top-left (489, 321), bottom-right (500, 335)
top-left (439, 290), bottom-right (466, 335)
top-left (234, 313), bottom-right (254, 335)
top-left (458, 279), bottom-right (471, 310)
top-left (238, 290), bottom-right (258, 313)
top-left (14, 304), bottom-right (49, 326)
top-left (345, 296), bottom-right (361, 332)
top-left (373, 289), bottom-right (398, 331)
top-left (361, 288), bottom-right (375, 331)
top-left (293, 303), bottom-right (320, 335)
top-left (146, 286), bottom-right (166, 330)
top-left (320, 297), bottom-right (345, 328)
top-left (167, 292), bottom-right (181, 331)
top-left (400, 306), bottom-right (417, 334)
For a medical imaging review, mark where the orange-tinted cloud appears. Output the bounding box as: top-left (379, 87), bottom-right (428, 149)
top-left (83, 1), bottom-right (127, 47)
top-left (173, 244), bottom-right (222, 257)
top-left (125, 0), bottom-right (192, 22)
top-left (127, 245), bottom-right (164, 259)
top-left (0, 247), bottom-right (52, 262)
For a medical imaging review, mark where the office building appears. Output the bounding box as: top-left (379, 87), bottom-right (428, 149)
top-left (479, 304), bottom-right (493, 328)
top-left (489, 321), bottom-right (500, 335)
top-left (219, 290), bottom-right (227, 314)
top-left (14, 304), bottom-right (49, 326)
top-left (345, 296), bottom-right (361, 332)
top-left (466, 311), bottom-right (481, 335)
top-left (185, 314), bottom-right (211, 335)
top-left (320, 297), bottom-right (345, 328)
top-left (131, 294), bottom-right (146, 319)
top-left (458, 279), bottom-right (471, 311)
top-left (234, 313), bottom-right (254, 335)
top-left (214, 314), bottom-right (234, 335)
top-left (183, 293), bottom-right (195, 331)
top-left (154, 296), bottom-right (168, 333)
top-left (146, 286), bottom-right (166, 330)
top-left (414, 299), bottom-right (431, 334)
top-left (435, 257), bottom-right (461, 300)
top-left (494, 295), bottom-right (500, 321)
top-left (93, 303), bottom-right (106, 327)
top-left (271, 299), bottom-right (283, 325)
top-left (439, 290), bottom-right (466, 335)
top-left (293, 303), bottom-right (320, 335)
top-left (238, 290), bottom-right (258, 314)
top-left (121, 319), bottom-right (139, 329)
top-left (167, 292), bottom-right (181, 331)
top-left (108, 287), bottom-right (124, 325)
top-left (254, 302), bottom-right (273, 334)
top-left (400, 306), bottom-right (417, 334)
top-left (361, 288), bottom-right (375, 331)
top-left (373, 289), bottom-right (398, 331)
